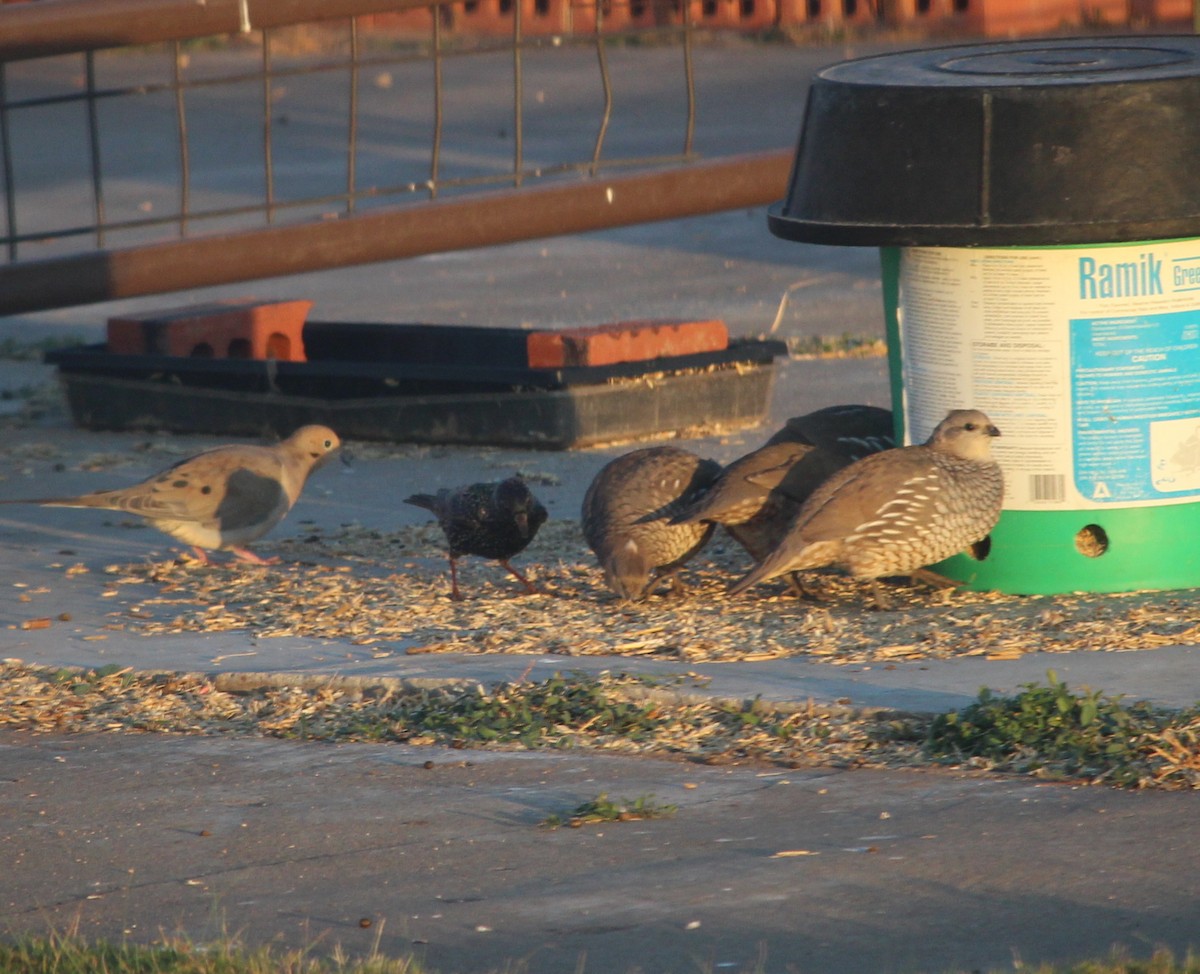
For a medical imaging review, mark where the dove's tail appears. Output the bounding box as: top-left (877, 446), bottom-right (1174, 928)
top-left (0, 492), bottom-right (124, 510)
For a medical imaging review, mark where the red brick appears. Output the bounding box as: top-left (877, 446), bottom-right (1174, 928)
top-left (527, 318), bottom-right (728, 369)
top-left (107, 300), bottom-right (312, 362)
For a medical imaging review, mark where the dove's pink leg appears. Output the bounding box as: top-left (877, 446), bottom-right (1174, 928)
top-left (230, 547), bottom-right (280, 565)
top-left (189, 546), bottom-right (210, 565)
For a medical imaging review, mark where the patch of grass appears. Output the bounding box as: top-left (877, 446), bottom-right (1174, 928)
top-left (0, 335), bottom-right (88, 361)
top-left (0, 930), bottom-right (424, 973)
top-left (0, 935), bottom-right (1195, 974)
top-left (785, 333), bottom-right (887, 359)
top-left (927, 670), bottom-right (1190, 787)
top-left (3, 664), bottom-right (1198, 790)
top-left (336, 673), bottom-right (665, 748)
top-left (541, 792), bottom-right (678, 828)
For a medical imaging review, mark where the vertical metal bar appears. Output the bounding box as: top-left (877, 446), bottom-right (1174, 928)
top-left (429, 1), bottom-right (443, 200)
top-left (84, 51), bottom-right (107, 247)
top-left (0, 65), bottom-right (17, 260)
top-left (347, 17), bottom-right (359, 214)
top-left (681, 0), bottom-right (695, 157)
top-left (262, 29), bottom-right (275, 223)
top-left (512, 0), bottom-right (524, 187)
top-left (172, 40), bottom-right (191, 237)
top-left (590, 0), bottom-right (612, 176)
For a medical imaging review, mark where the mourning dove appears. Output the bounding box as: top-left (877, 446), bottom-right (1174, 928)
top-left (728, 409), bottom-right (1003, 606)
top-left (581, 446), bottom-right (722, 601)
top-left (405, 476), bottom-right (548, 601)
top-left (2, 425), bottom-right (341, 564)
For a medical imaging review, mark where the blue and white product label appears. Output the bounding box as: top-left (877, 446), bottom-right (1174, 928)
top-left (1071, 311), bottom-right (1200, 503)
top-left (896, 239), bottom-right (1200, 511)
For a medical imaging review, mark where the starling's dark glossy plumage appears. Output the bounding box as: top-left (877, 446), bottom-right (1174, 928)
top-left (581, 446), bottom-right (722, 601)
top-left (673, 405), bottom-right (895, 569)
top-left (405, 476), bottom-right (548, 600)
top-left (729, 409), bottom-right (1004, 604)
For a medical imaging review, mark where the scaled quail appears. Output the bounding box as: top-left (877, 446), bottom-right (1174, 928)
top-left (405, 476), bottom-right (548, 600)
top-left (674, 404), bottom-right (895, 564)
top-left (727, 408), bottom-right (1003, 605)
top-left (581, 446), bottom-right (722, 600)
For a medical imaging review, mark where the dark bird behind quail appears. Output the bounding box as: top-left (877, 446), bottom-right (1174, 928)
top-left (673, 404), bottom-right (895, 564)
top-left (581, 446), bottom-right (722, 601)
top-left (728, 408), bottom-right (1004, 606)
top-left (405, 476), bottom-right (548, 600)
top-left (764, 403), bottom-right (895, 455)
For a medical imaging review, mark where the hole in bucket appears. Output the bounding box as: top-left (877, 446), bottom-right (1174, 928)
top-left (1075, 524), bottom-right (1108, 558)
top-left (227, 338), bottom-right (252, 359)
top-left (967, 535), bottom-right (992, 561)
top-left (189, 342), bottom-right (214, 357)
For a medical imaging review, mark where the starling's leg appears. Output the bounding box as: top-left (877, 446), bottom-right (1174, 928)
top-left (230, 547), bottom-right (280, 566)
top-left (448, 555), bottom-right (465, 601)
top-left (500, 559), bottom-right (539, 595)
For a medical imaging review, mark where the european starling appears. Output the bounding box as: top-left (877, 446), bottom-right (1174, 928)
top-left (581, 446), bottom-right (722, 600)
top-left (405, 476), bottom-right (548, 600)
top-left (728, 408), bottom-right (1003, 604)
top-left (674, 404), bottom-right (895, 564)
top-left (0, 425), bottom-right (342, 564)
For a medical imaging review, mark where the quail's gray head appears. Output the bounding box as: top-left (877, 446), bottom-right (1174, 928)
top-left (728, 408), bottom-right (1003, 601)
top-left (581, 446), bottom-right (722, 601)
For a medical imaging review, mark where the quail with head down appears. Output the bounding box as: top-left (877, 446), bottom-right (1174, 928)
top-left (673, 404), bottom-right (895, 567)
top-left (581, 446), bottom-right (722, 601)
top-left (405, 476), bottom-right (547, 601)
top-left (728, 408), bottom-right (1003, 606)
top-left (0, 425), bottom-right (342, 564)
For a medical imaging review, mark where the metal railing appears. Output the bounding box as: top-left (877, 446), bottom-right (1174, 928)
top-left (0, 0), bottom-right (792, 314)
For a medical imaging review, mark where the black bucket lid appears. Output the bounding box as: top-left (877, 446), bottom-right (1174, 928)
top-left (768, 36), bottom-right (1200, 247)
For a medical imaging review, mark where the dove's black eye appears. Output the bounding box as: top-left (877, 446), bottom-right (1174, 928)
top-left (324, 439), bottom-right (333, 449)
top-left (963, 422), bottom-right (977, 431)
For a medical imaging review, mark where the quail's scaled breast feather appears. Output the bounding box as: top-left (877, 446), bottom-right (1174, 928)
top-left (405, 476), bottom-right (548, 600)
top-left (581, 446), bottom-right (722, 600)
top-left (728, 408), bottom-right (1004, 599)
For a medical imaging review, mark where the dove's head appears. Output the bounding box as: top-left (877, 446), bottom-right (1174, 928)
top-left (287, 425), bottom-right (343, 471)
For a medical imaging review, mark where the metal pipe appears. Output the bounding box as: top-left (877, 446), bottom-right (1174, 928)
top-left (0, 0), bottom-right (437, 62)
top-left (0, 150), bottom-right (792, 315)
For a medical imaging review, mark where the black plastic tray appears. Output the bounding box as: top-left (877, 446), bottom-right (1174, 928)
top-left (46, 322), bottom-right (786, 449)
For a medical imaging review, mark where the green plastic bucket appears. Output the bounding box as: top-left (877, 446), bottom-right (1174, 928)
top-left (880, 244), bottom-right (1200, 595)
top-left (768, 37), bottom-right (1200, 595)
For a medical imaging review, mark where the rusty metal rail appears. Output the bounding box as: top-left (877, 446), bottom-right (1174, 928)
top-left (0, 0), bottom-right (793, 314)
